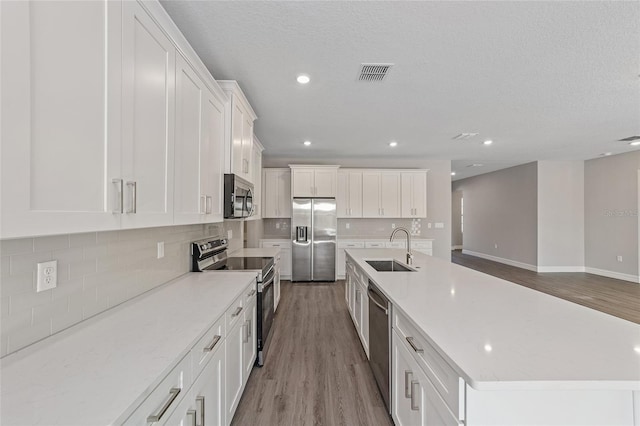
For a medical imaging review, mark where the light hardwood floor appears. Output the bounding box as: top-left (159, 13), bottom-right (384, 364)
top-left (451, 250), bottom-right (640, 324)
top-left (231, 281), bottom-right (392, 426)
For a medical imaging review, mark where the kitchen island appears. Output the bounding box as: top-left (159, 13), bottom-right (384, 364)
top-left (345, 248), bottom-right (640, 425)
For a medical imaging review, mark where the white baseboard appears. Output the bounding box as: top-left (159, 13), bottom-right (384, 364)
top-left (451, 245), bottom-right (463, 250)
top-left (537, 266), bottom-right (586, 273)
top-left (461, 250), bottom-right (538, 272)
top-left (585, 267), bottom-right (640, 284)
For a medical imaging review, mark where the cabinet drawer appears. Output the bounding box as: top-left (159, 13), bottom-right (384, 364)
top-left (123, 354), bottom-right (192, 426)
top-left (338, 241), bottom-right (365, 249)
top-left (386, 241), bottom-right (407, 249)
top-left (411, 240), bottom-right (433, 250)
top-left (191, 314), bottom-right (225, 380)
top-left (393, 310), bottom-right (464, 420)
top-left (261, 240), bottom-right (291, 249)
top-left (364, 241), bottom-right (386, 248)
top-left (226, 293), bottom-right (246, 332)
top-left (244, 281), bottom-right (257, 304)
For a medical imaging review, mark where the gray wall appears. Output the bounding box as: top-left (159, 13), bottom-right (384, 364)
top-left (585, 151), bottom-right (640, 278)
top-left (452, 162), bottom-right (538, 267)
top-left (537, 161), bottom-right (585, 269)
top-left (451, 190), bottom-right (463, 248)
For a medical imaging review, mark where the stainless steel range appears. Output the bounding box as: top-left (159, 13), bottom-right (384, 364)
top-left (192, 238), bottom-right (275, 366)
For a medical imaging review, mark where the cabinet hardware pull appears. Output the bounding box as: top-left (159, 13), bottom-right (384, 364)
top-left (406, 336), bottom-right (424, 353)
top-left (243, 321), bottom-right (249, 343)
top-left (247, 319), bottom-right (252, 338)
top-left (231, 306), bottom-right (243, 317)
top-left (200, 195), bottom-right (206, 214)
top-left (405, 370), bottom-right (413, 398)
top-left (196, 396), bottom-right (205, 426)
top-left (112, 179), bottom-right (124, 214)
top-left (247, 289), bottom-right (256, 297)
top-left (410, 380), bottom-right (419, 411)
top-left (126, 181), bottom-right (137, 214)
top-left (147, 387), bottom-right (181, 422)
top-left (187, 409), bottom-right (197, 426)
top-left (203, 335), bottom-right (221, 352)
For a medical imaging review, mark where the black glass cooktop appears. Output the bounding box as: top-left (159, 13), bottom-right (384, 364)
top-left (207, 256), bottom-right (273, 272)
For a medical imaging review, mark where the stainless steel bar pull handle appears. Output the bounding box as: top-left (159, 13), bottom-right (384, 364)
top-left (247, 289), bottom-right (256, 297)
top-left (200, 195), bottom-right (206, 214)
top-left (406, 336), bottom-right (424, 354)
top-left (247, 319), bottom-right (252, 338)
top-left (126, 181), bottom-right (137, 213)
top-left (147, 387), bottom-right (181, 422)
top-left (187, 409), bottom-right (197, 426)
top-left (404, 370), bottom-right (413, 398)
top-left (112, 179), bottom-right (124, 214)
top-left (203, 335), bottom-right (221, 352)
top-left (196, 396), bottom-right (205, 426)
top-left (231, 306), bottom-right (243, 317)
top-left (243, 321), bottom-right (249, 343)
top-left (410, 380), bottom-right (419, 411)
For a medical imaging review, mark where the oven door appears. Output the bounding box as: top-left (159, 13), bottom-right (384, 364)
top-left (257, 268), bottom-right (275, 366)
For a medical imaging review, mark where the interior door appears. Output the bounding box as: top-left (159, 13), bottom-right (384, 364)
top-left (312, 199), bottom-right (337, 281)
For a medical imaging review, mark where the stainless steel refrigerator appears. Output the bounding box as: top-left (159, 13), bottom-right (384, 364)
top-left (292, 198), bottom-right (337, 282)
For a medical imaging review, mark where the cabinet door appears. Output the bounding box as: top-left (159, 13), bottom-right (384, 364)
top-left (380, 172), bottom-right (401, 217)
top-left (252, 146), bottom-right (262, 217)
top-left (193, 343), bottom-right (226, 426)
top-left (353, 284), bottom-right (362, 331)
top-left (362, 172), bottom-right (381, 217)
top-left (122, 1), bottom-right (175, 228)
top-left (392, 330), bottom-right (422, 426)
top-left (0, 0), bottom-right (122, 238)
top-left (292, 169), bottom-right (314, 197)
top-left (280, 248), bottom-right (292, 279)
top-left (359, 280), bottom-right (369, 356)
top-left (402, 172), bottom-right (427, 218)
top-left (263, 170), bottom-right (279, 218)
top-left (225, 320), bottom-right (244, 420)
top-left (241, 117), bottom-right (253, 181)
top-left (159, 389), bottom-right (194, 426)
top-left (314, 169), bottom-right (337, 197)
top-left (278, 171), bottom-right (292, 218)
top-left (274, 268), bottom-right (281, 311)
top-left (202, 90), bottom-right (225, 223)
top-left (174, 53), bottom-right (205, 225)
top-left (337, 172), bottom-right (350, 217)
top-left (337, 248), bottom-right (347, 277)
top-left (348, 172), bottom-right (363, 217)
top-left (243, 298), bottom-right (257, 383)
top-left (230, 102), bottom-right (244, 177)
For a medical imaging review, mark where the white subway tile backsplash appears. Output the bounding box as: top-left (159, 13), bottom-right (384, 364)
top-left (1, 256), bottom-right (10, 277)
top-left (83, 244), bottom-right (107, 261)
top-left (1, 309), bottom-right (32, 335)
top-left (51, 309), bottom-right (83, 334)
top-left (34, 235), bottom-right (70, 252)
top-left (0, 239), bottom-right (34, 256)
top-left (69, 232), bottom-right (97, 248)
top-left (51, 277), bottom-right (83, 301)
top-left (32, 298), bottom-right (68, 327)
top-left (81, 297), bottom-right (109, 320)
top-left (0, 333), bottom-right (7, 357)
top-left (68, 259), bottom-right (97, 281)
top-left (0, 273), bottom-right (34, 297)
top-left (9, 252), bottom-right (52, 276)
top-left (10, 289), bottom-right (52, 314)
top-left (96, 230), bottom-right (119, 244)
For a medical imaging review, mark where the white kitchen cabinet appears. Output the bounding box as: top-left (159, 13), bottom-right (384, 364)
top-left (0, 0), bottom-right (123, 238)
top-left (262, 169), bottom-right (292, 218)
top-left (362, 171), bottom-right (401, 218)
top-left (225, 305), bottom-right (245, 421)
top-left (273, 250), bottom-right (282, 311)
top-left (411, 240), bottom-right (433, 256)
top-left (242, 296), bottom-right (257, 384)
top-left (218, 81), bottom-right (257, 183)
top-left (249, 136), bottom-right (264, 219)
top-left (174, 53), bottom-right (225, 225)
top-left (401, 171), bottom-right (428, 218)
top-left (261, 240), bottom-right (292, 280)
top-left (345, 258), bottom-right (369, 357)
top-left (337, 170), bottom-right (363, 218)
top-left (290, 165), bottom-right (339, 197)
top-left (337, 241), bottom-right (365, 278)
top-left (121, 0), bottom-right (176, 229)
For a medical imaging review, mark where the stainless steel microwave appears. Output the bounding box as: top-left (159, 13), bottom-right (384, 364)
top-left (224, 174), bottom-right (255, 219)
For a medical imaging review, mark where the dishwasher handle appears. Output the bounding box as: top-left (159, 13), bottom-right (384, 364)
top-left (368, 287), bottom-right (389, 315)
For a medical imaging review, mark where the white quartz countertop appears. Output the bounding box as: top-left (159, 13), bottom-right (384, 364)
top-left (230, 247), bottom-right (281, 257)
top-left (346, 249), bottom-right (640, 391)
top-left (0, 271), bottom-right (257, 426)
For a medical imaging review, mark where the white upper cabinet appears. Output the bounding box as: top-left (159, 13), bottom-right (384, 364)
top-left (174, 53), bottom-right (225, 224)
top-left (0, 0), bottom-right (123, 238)
top-left (362, 171), bottom-right (401, 218)
top-left (121, 0), bottom-right (175, 228)
top-left (263, 168), bottom-right (291, 218)
top-left (290, 165), bottom-right (339, 198)
top-left (218, 81), bottom-right (257, 184)
top-left (401, 171), bottom-right (428, 218)
top-left (250, 136), bottom-right (264, 219)
top-left (337, 170), bottom-right (363, 218)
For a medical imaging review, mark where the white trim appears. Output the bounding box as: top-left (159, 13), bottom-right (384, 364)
top-left (537, 266), bottom-right (586, 273)
top-left (462, 250), bottom-right (538, 272)
top-left (451, 245), bottom-right (463, 250)
top-left (585, 267), bottom-right (640, 284)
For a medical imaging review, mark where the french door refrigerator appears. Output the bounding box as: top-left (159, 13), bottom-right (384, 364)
top-left (292, 198), bottom-right (337, 282)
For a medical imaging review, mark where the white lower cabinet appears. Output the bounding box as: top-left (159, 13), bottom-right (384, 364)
top-left (260, 240), bottom-right (292, 280)
top-left (225, 305), bottom-right (245, 421)
top-left (242, 296), bottom-right (257, 383)
top-left (346, 259), bottom-right (369, 358)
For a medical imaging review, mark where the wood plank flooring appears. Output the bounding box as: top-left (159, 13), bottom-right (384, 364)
top-left (231, 281), bottom-right (392, 426)
top-left (451, 250), bottom-right (640, 324)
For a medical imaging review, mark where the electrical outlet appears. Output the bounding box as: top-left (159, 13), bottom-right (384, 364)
top-left (227, 229), bottom-right (233, 239)
top-left (428, 223), bottom-right (432, 229)
top-left (435, 222), bottom-right (444, 229)
top-left (391, 223), bottom-right (396, 229)
top-left (494, 243), bottom-right (498, 249)
top-left (37, 260), bottom-right (57, 292)
top-left (276, 222), bottom-right (280, 229)
top-left (617, 255), bottom-right (623, 262)
top-left (345, 223), bottom-right (350, 229)
top-left (157, 242), bottom-right (164, 259)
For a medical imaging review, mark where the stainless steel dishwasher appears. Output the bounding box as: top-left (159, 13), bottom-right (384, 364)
top-left (368, 280), bottom-right (391, 413)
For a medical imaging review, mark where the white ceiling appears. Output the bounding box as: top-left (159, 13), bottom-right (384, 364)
top-left (160, 0), bottom-right (640, 180)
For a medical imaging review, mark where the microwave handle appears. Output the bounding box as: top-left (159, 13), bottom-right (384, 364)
top-left (247, 188), bottom-right (255, 217)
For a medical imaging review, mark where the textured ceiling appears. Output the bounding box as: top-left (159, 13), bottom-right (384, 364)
top-left (160, 1), bottom-right (640, 180)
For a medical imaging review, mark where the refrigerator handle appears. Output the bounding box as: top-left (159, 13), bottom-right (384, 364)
top-left (296, 226), bottom-right (308, 242)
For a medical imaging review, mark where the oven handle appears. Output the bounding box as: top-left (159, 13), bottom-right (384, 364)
top-left (259, 269), bottom-right (275, 292)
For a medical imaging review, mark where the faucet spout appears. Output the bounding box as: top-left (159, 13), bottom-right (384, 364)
top-left (390, 227), bottom-right (413, 265)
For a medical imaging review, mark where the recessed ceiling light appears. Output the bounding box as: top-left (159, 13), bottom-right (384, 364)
top-left (303, 140), bottom-right (311, 146)
top-left (389, 141), bottom-right (398, 147)
top-left (630, 141), bottom-right (640, 146)
top-left (483, 140), bottom-right (493, 146)
top-left (484, 344), bottom-right (493, 353)
top-left (296, 74), bottom-right (310, 84)
top-left (451, 172), bottom-right (456, 176)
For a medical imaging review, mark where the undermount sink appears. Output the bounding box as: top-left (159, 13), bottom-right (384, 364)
top-left (366, 260), bottom-right (416, 272)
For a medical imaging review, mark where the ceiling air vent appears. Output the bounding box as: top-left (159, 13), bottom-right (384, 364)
top-left (358, 63), bottom-right (393, 82)
top-left (452, 133), bottom-right (479, 140)
top-left (618, 136), bottom-right (640, 142)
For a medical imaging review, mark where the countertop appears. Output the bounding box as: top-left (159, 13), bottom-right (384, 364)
top-left (346, 248), bottom-right (640, 391)
top-left (0, 271), bottom-right (257, 426)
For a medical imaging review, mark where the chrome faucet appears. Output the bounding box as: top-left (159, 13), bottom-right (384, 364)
top-left (390, 227), bottom-right (413, 265)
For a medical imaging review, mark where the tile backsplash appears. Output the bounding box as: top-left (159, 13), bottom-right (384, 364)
top-left (0, 221), bottom-right (242, 357)
top-left (262, 218), bottom-right (426, 240)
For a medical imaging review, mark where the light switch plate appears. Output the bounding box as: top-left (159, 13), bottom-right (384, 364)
top-left (435, 222), bottom-right (444, 229)
top-left (617, 255), bottom-right (623, 262)
top-left (227, 230), bottom-right (233, 239)
top-left (157, 242), bottom-right (164, 259)
top-left (37, 260), bottom-right (57, 292)
top-left (345, 223), bottom-right (350, 229)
